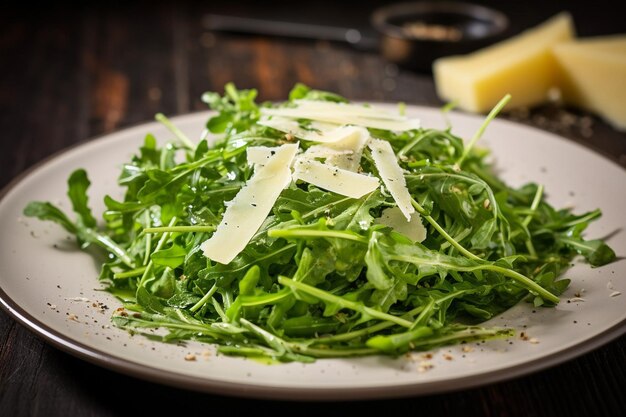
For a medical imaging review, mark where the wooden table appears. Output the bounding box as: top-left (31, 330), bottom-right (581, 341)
top-left (1, 2), bottom-right (624, 415)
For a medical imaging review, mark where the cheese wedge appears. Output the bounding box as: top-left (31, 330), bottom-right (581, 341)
top-left (552, 35), bottom-right (626, 131)
top-left (433, 12), bottom-right (575, 112)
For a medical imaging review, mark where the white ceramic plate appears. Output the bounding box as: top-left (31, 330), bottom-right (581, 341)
top-left (1, 107), bottom-right (624, 400)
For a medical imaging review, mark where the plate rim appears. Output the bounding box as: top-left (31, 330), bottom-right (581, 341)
top-left (1, 108), bottom-right (625, 401)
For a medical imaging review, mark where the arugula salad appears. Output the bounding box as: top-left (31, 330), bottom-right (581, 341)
top-left (25, 84), bottom-right (615, 363)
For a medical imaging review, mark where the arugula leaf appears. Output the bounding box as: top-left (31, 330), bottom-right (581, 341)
top-left (559, 236), bottom-right (616, 267)
top-left (24, 202), bottom-right (77, 234)
top-left (151, 244), bottom-right (187, 268)
top-left (67, 169), bottom-right (98, 228)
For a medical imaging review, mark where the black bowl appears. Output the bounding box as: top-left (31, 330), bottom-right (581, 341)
top-left (371, 1), bottom-right (510, 71)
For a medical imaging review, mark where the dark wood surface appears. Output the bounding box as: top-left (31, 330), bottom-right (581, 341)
top-left (1, 2), bottom-right (625, 416)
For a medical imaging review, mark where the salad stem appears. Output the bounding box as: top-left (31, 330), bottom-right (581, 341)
top-left (523, 184), bottom-right (544, 228)
top-left (83, 229), bottom-right (135, 268)
top-left (142, 211), bottom-right (152, 266)
top-left (138, 217), bottom-right (177, 288)
top-left (313, 305), bottom-right (426, 343)
top-left (268, 229), bottom-right (368, 244)
top-left (190, 283), bottom-right (219, 313)
top-left (155, 113), bottom-right (195, 149)
top-left (113, 266), bottom-right (147, 279)
top-left (488, 265), bottom-right (559, 304)
top-left (410, 198), bottom-right (483, 262)
top-left (456, 94), bottom-right (511, 167)
top-left (278, 276), bottom-right (414, 328)
top-left (523, 184), bottom-right (544, 257)
top-left (144, 225), bottom-right (216, 234)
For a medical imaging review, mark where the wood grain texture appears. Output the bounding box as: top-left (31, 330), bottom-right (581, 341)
top-left (1, 2), bottom-right (624, 416)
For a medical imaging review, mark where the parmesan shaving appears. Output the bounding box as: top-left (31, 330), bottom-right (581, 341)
top-left (368, 138), bottom-right (415, 220)
top-left (261, 102), bottom-right (420, 131)
top-left (201, 143), bottom-right (298, 264)
top-left (246, 146), bottom-right (276, 167)
top-left (293, 100), bottom-right (407, 121)
top-left (375, 207), bottom-right (427, 242)
top-left (304, 126), bottom-right (370, 171)
top-left (293, 158), bottom-right (379, 199)
top-left (258, 117), bottom-right (359, 143)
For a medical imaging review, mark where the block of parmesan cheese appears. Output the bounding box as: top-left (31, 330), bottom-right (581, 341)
top-left (433, 12), bottom-right (575, 112)
top-left (552, 35), bottom-right (626, 131)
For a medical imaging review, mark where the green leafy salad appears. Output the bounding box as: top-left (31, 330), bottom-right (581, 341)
top-left (24, 84), bottom-right (615, 363)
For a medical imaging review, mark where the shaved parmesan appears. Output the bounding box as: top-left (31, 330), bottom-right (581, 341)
top-left (247, 146), bottom-right (276, 167)
top-left (304, 126), bottom-right (370, 171)
top-left (201, 143), bottom-right (298, 264)
top-left (304, 146), bottom-right (352, 160)
top-left (258, 117), bottom-right (359, 143)
top-left (368, 138), bottom-right (414, 221)
top-left (261, 102), bottom-right (420, 131)
top-left (293, 158), bottom-right (379, 199)
top-left (375, 207), bottom-right (427, 242)
top-left (293, 100), bottom-right (407, 121)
